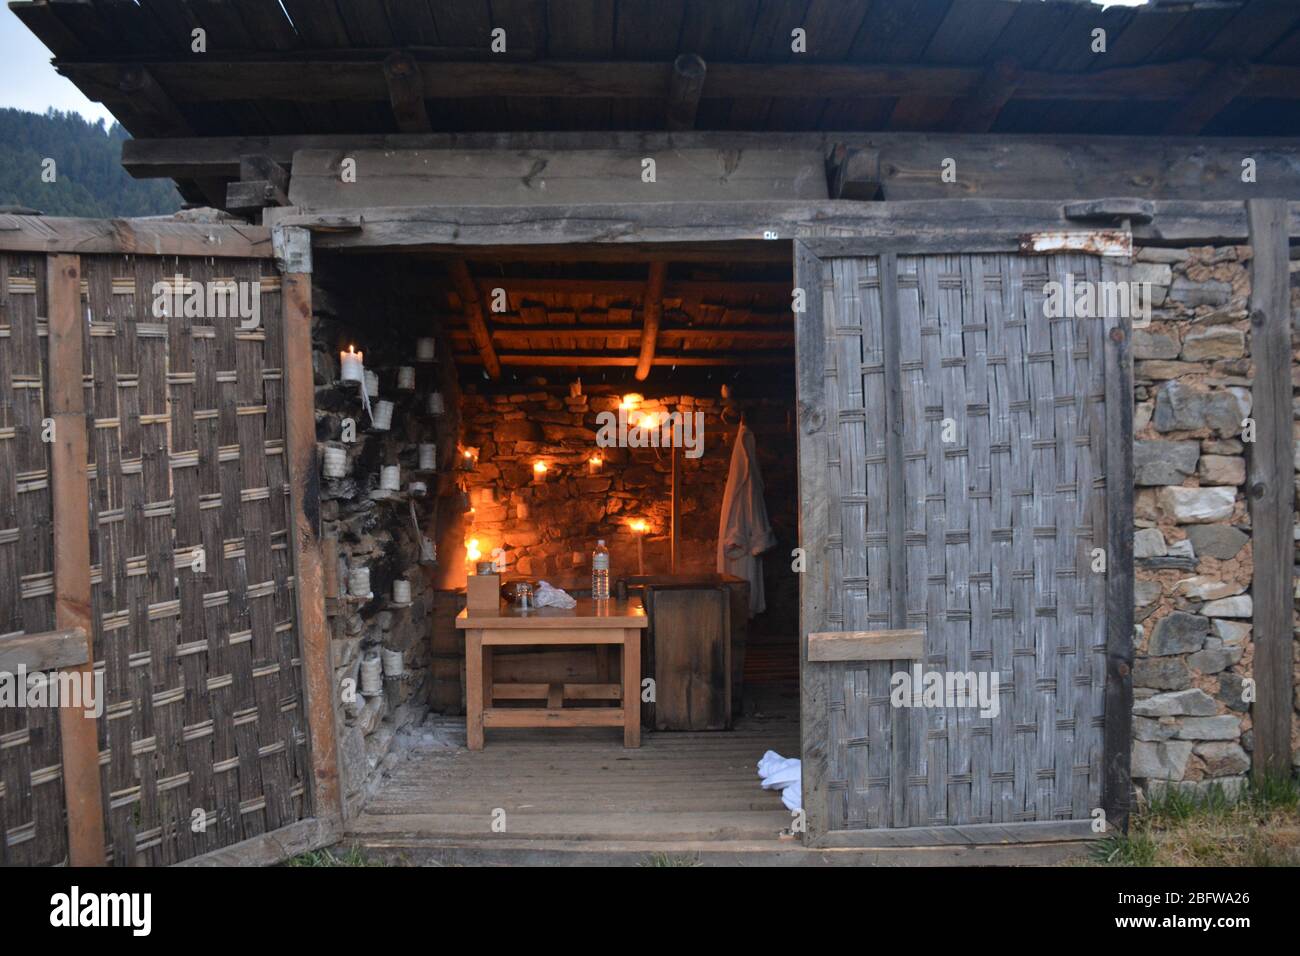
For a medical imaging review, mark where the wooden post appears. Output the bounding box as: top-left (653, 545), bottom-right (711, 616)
top-left (47, 253), bottom-right (106, 866)
top-left (382, 51), bottom-right (432, 134)
top-left (634, 261), bottom-right (667, 382)
top-left (666, 54), bottom-right (707, 131)
top-left (670, 444), bottom-right (680, 574)
top-left (448, 259), bottom-right (501, 380)
top-left (1245, 199), bottom-right (1295, 781)
top-left (278, 232), bottom-right (343, 820)
top-left (1101, 259), bottom-right (1135, 832)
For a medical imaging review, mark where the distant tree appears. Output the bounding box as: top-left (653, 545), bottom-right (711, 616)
top-left (0, 108), bottom-right (181, 217)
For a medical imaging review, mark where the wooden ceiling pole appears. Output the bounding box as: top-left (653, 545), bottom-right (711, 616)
top-left (950, 57), bottom-right (1022, 133)
top-left (448, 259), bottom-right (501, 380)
top-left (383, 51), bottom-right (433, 134)
top-left (1162, 60), bottom-right (1254, 135)
top-left (634, 261), bottom-right (667, 381)
top-left (666, 54), bottom-right (707, 131)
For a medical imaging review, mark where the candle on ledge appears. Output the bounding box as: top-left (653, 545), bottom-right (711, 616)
top-left (322, 445), bottom-right (347, 478)
top-left (427, 392), bottom-right (445, 415)
top-left (419, 442), bottom-right (437, 471)
top-left (392, 579), bottom-right (411, 604)
top-left (371, 400), bottom-right (394, 431)
top-left (629, 519), bottom-right (648, 575)
top-left (364, 368), bottom-right (379, 398)
top-left (340, 345), bottom-right (364, 383)
top-left (466, 538), bottom-right (482, 569)
top-left (380, 464), bottom-right (401, 491)
top-left (417, 337), bottom-right (436, 362)
top-left (347, 566), bottom-right (371, 599)
top-left (587, 454), bottom-right (603, 475)
top-left (397, 366), bottom-right (416, 390)
top-left (460, 448), bottom-right (477, 470)
top-left (532, 460), bottom-right (548, 484)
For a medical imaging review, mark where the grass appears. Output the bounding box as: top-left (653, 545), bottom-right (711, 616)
top-left (1092, 774), bottom-right (1300, 867)
top-left (639, 852), bottom-right (702, 867)
top-left (283, 844), bottom-right (385, 867)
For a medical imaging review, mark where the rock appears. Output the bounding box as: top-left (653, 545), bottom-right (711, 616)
top-left (1132, 261), bottom-right (1173, 288)
top-left (1147, 776), bottom-right (1248, 801)
top-left (1184, 524), bottom-right (1247, 559)
top-left (1133, 528), bottom-right (1167, 558)
top-left (1148, 611), bottom-right (1208, 655)
top-left (1133, 329), bottom-right (1180, 360)
top-left (1203, 438), bottom-right (1242, 454)
top-left (1132, 740), bottom-right (1195, 780)
top-left (1202, 595), bottom-right (1251, 618)
top-left (1133, 688), bottom-right (1218, 717)
top-left (1166, 538), bottom-right (1195, 559)
top-left (1134, 716), bottom-right (1178, 741)
top-left (1139, 360), bottom-right (1206, 380)
top-left (1188, 646), bottom-right (1241, 674)
top-left (1181, 327), bottom-right (1245, 361)
top-left (1195, 741), bottom-right (1250, 776)
top-left (1134, 656), bottom-right (1191, 690)
top-left (1152, 381), bottom-right (1246, 436)
top-left (1135, 402), bottom-right (1153, 431)
top-left (1176, 716), bottom-right (1241, 740)
top-left (1197, 454), bottom-right (1245, 485)
top-left (1211, 620), bottom-right (1251, 645)
top-left (1134, 580), bottom-right (1162, 607)
top-left (1174, 576), bottom-right (1242, 601)
top-left (1168, 277), bottom-right (1232, 308)
top-left (1134, 440), bottom-right (1199, 485)
top-left (1137, 247), bottom-right (1189, 264)
top-left (1216, 673), bottom-right (1249, 712)
top-left (1157, 486), bottom-right (1235, 523)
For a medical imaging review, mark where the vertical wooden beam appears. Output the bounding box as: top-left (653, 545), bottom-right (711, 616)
top-left (793, 240), bottom-right (829, 845)
top-left (382, 51), bottom-right (433, 134)
top-left (1162, 61), bottom-right (1254, 136)
top-left (278, 231), bottom-right (343, 819)
top-left (634, 261), bottom-right (667, 382)
top-left (670, 444), bottom-right (680, 574)
top-left (1101, 258), bottom-right (1135, 832)
top-left (1245, 198), bottom-right (1294, 781)
top-left (447, 259), bottom-right (501, 380)
top-left (47, 253), bottom-right (106, 866)
top-left (950, 57), bottom-right (1022, 134)
top-left (666, 54), bottom-right (707, 131)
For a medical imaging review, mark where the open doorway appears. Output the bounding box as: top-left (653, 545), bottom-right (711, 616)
top-left (309, 243), bottom-right (802, 854)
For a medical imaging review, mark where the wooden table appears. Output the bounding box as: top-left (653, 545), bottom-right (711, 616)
top-left (456, 599), bottom-right (648, 750)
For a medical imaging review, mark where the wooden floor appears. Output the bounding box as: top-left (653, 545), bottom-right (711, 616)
top-left (345, 694), bottom-right (1088, 865)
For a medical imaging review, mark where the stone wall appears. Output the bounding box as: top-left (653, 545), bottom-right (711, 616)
top-left (456, 374), bottom-right (799, 638)
top-left (1129, 242), bottom-right (1300, 793)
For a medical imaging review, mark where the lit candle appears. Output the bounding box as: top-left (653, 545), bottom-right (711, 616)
top-left (532, 460), bottom-right (548, 483)
top-left (620, 393), bottom-right (643, 411)
top-left (340, 345), bottom-right (364, 383)
top-left (461, 448), bottom-right (476, 470)
top-left (587, 454), bottom-right (603, 475)
top-left (466, 538), bottom-right (482, 565)
top-left (629, 519), bottom-right (648, 575)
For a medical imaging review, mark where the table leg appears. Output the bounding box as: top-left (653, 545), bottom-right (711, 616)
top-left (466, 630), bottom-right (484, 750)
top-left (623, 629), bottom-right (641, 748)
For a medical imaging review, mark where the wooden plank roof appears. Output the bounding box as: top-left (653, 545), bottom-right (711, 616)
top-left (10, 0), bottom-right (1300, 141)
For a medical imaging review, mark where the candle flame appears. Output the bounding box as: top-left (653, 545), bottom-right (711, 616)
top-left (589, 455), bottom-right (602, 466)
top-left (620, 393), bottom-right (644, 411)
top-left (533, 461), bottom-right (548, 474)
top-left (629, 519), bottom-right (648, 534)
top-left (466, 539), bottom-right (482, 562)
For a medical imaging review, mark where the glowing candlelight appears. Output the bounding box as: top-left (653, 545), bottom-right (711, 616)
top-left (532, 460), bottom-right (548, 483)
top-left (466, 538), bottom-right (482, 563)
top-left (587, 454), bottom-right (603, 474)
top-left (340, 345), bottom-right (364, 383)
top-left (629, 519), bottom-right (647, 575)
top-left (620, 393), bottom-right (643, 411)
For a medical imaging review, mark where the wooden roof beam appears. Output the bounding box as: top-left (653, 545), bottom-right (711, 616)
top-left (458, 353), bottom-right (793, 368)
top-left (666, 54), bottom-right (706, 131)
top-left (1162, 60), bottom-right (1255, 136)
top-left (447, 259), bottom-right (500, 380)
top-left (383, 51), bottom-right (432, 134)
top-left (950, 57), bottom-right (1023, 134)
top-left (634, 261), bottom-right (667, 381)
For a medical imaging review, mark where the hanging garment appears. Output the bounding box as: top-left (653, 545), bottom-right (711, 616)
top-left (717, 421), bottom-right (777, 616)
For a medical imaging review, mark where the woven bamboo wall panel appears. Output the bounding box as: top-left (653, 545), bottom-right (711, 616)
top-left (0, 254), bottom-right (67, 865)
top-left (77, 256), bottom-right (306, 865)
top-left (817, 252), bottom-right (1108, 831)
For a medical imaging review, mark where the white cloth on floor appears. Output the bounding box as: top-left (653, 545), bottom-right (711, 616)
top-left (717, 421), bottom-right (777, 616)
top-left (757, 749), bottom-right (802, 812)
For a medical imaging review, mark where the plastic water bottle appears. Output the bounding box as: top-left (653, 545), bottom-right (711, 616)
top-left (592, 539), bottom-right (610, 600)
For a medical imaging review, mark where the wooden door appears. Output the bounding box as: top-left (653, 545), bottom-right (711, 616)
top-left (795, 242), bottom-right (1132, 846)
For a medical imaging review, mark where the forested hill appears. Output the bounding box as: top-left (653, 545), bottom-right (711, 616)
top-left (0, 108), bottom-right (181, 218)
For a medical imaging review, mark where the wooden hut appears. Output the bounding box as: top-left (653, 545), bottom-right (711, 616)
top-left (1, 0), bottom-right (1297, 866)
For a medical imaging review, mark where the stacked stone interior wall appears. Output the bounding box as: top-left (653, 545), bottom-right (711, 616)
top-left (456, 374), bottom-right (800, 638)
top-left (309, 258), bottom-right (458, 813)
top-left (1130, 242), bottom-right (1300, 793)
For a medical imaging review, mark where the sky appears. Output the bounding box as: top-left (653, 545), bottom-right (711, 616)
top-left (0, 12), bottom-right (117, 124)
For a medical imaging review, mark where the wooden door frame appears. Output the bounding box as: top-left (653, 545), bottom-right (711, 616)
top-left (792, 237), bottom-right (1135, 847)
